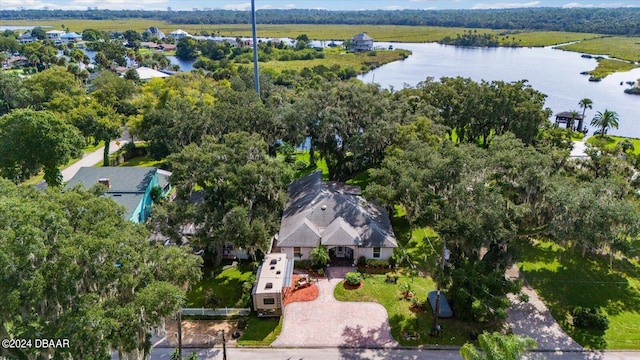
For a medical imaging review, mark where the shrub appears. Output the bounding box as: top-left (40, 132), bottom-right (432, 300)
top-left (572, 306), bottom-right (609, 331)
top-left (345, 271), bottom-right (362, 286)
top-left (293, 160), bottom-right (308, 170)
top-left (357, 256), bottom-right (367, 266)
top-left (388, 256), bottom-right (397, 267)
top-left (294, 259), bottom-right (312, 270)
top-left (366, 259), bottom-right (390, 268)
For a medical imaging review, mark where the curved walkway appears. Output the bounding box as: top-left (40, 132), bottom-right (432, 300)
top-left (506, 264), bottom-right (583, 351)
top-left (272, 267), bottom-right (398, 348)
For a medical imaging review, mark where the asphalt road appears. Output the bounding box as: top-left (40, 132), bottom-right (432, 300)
top-left (112, 347), bottom-right (640, 360)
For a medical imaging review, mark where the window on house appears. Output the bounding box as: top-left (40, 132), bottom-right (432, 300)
top-left (265, 282), bottom-right (273, 289)
top-left (373, 247), bottom-right (381, 259)
top-left (263, 298), bottom-right (275, 305)
top-left (294, 247), bottom-right (302, 257)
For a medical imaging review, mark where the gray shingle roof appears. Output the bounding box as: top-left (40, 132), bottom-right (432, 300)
top-left (64, 167), bottom-right (157, 220)
top-left (65, 167), bottom-right (156, 193)
top-left (278, 171), bottom-right (397, 249)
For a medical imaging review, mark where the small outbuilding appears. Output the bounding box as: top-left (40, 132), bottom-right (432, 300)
top-left (555, 111), bottom-right (585, 131)
top-left (252, 254), bottom-right (294, 317)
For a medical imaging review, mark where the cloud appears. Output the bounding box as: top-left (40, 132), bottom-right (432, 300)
top-left (472, 1), bottom-right (540, 9)
top-left (69, 0), bottom-right (168, 9)
top-left (284, 3), bottom-right (296, 8)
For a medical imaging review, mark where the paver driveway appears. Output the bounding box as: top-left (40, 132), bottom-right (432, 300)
top-left (272, 267), bottom-right (398, 348)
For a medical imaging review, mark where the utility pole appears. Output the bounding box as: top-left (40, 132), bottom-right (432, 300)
top-left (250, 0), bottom-right (260, 95)
top-left (432, 239), bottom-right (447, 337)
top-left (222, 330), bottom-right (227, 360)
top-left (177, 309), bottom-right (182, 358)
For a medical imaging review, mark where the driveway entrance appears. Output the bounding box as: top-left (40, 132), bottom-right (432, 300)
top-left (272, 267), bottom-right (397, 348)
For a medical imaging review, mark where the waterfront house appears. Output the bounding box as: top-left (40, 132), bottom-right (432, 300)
top-left (349, 33), bottom-right (374, 52)
top-left (555, 111), bottom-right (584, 131)
top-left (275, 171), bottom-right (397, 264)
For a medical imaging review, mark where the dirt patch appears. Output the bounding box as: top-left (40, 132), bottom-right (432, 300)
top-left (165, 319), bottom-right (239, 347)
top-left (284, 274), bottom-right (319, 305)
top-left (342, 280), bottom-right (364, 290)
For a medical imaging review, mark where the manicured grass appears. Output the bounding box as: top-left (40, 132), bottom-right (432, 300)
top-left (185, 263), bottom-right (253, 308)
top-left (259, 48), bottom-right (410, 74)
top-left (518, 240), bottom-right (640, 349)
top-left (294, 151), bottom-right (329, 180)
top-left (117, 156), bottom-right (166, 168)
top-left (558, 36), bottom-right (640, 62)
top-left (587, 58), bottom-right (639, 79)
top-left (334, 270), bottom-right (492, 346)
top-left (587, 135), bottom-right (640, 155)
top-left (237, 316), bottom-right (282, 346)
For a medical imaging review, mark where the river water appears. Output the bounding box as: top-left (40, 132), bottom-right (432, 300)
top-left (359, 42), bottom-right (640, 138)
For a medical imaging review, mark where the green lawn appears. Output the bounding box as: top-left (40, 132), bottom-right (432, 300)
top-left (185, 263), bottom-right (254, 308)
top-left (237, 316), bottom-right (282, 346)
top-left (587, 135), bottom-right (640, 155)
top-left (294, 151), bottom-right (329, 180)
top-left (334, 270), bottom-right (493, 346)
top-left (117, 156), bottom-right (166, 168)
top-left (518, 240), bottom-right (640, 349)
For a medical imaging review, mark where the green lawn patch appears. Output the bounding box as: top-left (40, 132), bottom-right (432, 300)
top-left (294, 151), bottom-right (329, 180)
top-left (237, 316), bottom-right (282, 346)
top-left (186, 263), bottom-right (254, 308)
top-left (117, 156), bottom-right (166, 168)
top-left (334, 270), bottom-right (492, 346)
top-left (587, 135), bottom-right (640, 155)
top-left (518, 239), bottom-right (640, 349)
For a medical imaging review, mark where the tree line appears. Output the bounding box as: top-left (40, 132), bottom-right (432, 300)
top-left (2, 8), bottom-right (640, 35)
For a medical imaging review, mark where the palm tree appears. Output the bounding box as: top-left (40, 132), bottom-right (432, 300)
top-left (460, 332), bottom-right (536, 360)
top-left (569, 110), bottom-right (580, 130)
top-left (309, 245), bottom-right (330, 267)
top-left (578, 98), bottom-right (593, 132)
top-left (591, 109), bottom-right (619, 137)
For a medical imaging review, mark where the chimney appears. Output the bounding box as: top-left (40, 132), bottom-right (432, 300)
top-left (98, 178), bottom-right (111, 189)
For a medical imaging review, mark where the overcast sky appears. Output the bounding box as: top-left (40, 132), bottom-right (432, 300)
top-left (0, 0), bottom-right (638, 11)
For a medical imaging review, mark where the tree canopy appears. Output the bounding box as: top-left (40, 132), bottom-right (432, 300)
top-left (0, 180), bottom-right (202, 360)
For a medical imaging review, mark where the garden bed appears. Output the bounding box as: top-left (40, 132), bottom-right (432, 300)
top-left (284, 274), bottom-right (319, 305)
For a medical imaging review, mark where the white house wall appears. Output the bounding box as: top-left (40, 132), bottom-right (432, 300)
top-left (281, 247), bottom-right (312, 260)
top-left (357, 247), bottom-right (394, 260)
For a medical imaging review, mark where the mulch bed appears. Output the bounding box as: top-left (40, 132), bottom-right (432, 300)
top-left (284, 274), bottom-right (319, 306)
top-left (342, 280), bottom-right (364, 290)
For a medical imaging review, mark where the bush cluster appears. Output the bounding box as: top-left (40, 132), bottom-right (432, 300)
top-left (572, 306), bottom-right (610, 331)
top-left (345, 271), bottom-right (362, 286)
top-left (294, 259), bottom-right (313, 270)
top-left (366, 259), bottom-right (390, 268)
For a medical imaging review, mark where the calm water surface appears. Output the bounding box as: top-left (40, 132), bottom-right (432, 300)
top-left (359, 43), bottom-right (640, 138)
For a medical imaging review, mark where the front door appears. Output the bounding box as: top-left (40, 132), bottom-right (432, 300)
top-left (335, 246), bottom-right (345, 258)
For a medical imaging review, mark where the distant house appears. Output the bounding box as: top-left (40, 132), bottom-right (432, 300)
top-left (5, 56), bottom-right (29, 68)
top-left (555, 111), bottom-right (584, 131)
top-left (275, 171), bottom-right (397, 264)
top-left (18, 32), bottom-right (35, 44)
top-left (157, 43), bottom-right (176, 51)
top-left (145, 26), bottom-right (166, 40)
top-left (169, 29), bottom-right (191, 40)
top-left (349, 33), bottom-right (374, 52)
top-left (46, 30), bottom-right (66, 43)
top-left (60, 32), bottom-right (83, 44)
top-left (135, 66), bottom-right (172, 80)
top-left (252, 253), bottom-right (294, 317)
top-left (64, 167), bottom-right (170, 223)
